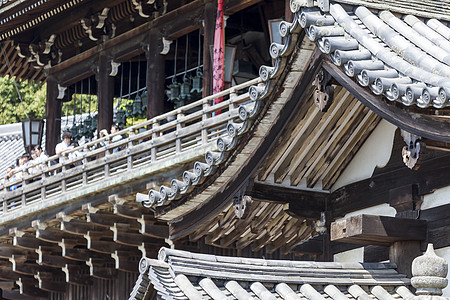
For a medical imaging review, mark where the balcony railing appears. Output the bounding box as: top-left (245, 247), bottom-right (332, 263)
top-left (0, 78), bottom-right (260, 219)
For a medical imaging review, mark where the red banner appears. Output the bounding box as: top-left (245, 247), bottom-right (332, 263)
top-left (212, 0), bottom-right (224, 112)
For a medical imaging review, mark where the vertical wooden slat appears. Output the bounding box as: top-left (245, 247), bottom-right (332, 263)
top-left (176, 112), bottom-right (184, 153)
top-left (151, 120), bottom-right (158, 161)
top-left (202, 101), bottom-right (210, 144)
top-left (128, 128), bottom-right (134, 170)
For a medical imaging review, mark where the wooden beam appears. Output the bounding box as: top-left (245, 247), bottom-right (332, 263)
top-left (86, 212), bottom-right (140, 229)
top-left (331, 214), bottom-right (427, 247)
top-left (111, 250), bottom-right (140, 272)
top-left (249, 182), bottom-right (327, 219)
top-left (62, 265), bottom-right (92, 285)
top-left (329, 153), bottom-right (450, 218)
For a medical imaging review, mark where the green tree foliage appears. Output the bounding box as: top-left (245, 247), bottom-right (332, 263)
top-left (0, 76), bottom-right (46, 124)
top-left (61, 94), bottom-right (98, 117)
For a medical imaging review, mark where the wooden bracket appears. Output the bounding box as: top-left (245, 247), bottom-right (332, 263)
top-left (233, 180), bottom-right (251, 219)
top-left (312, 68), bottom-right (334, 112)
top-left (401, 129), bottom-right (424, 170)
top-left (331, 214), bottom-right (427, 246)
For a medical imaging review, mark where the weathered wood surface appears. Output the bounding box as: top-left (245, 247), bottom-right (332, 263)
top-left (0, 78), bottom-right (258, 232)
top-left (330, 214), bottom-right (427, 246)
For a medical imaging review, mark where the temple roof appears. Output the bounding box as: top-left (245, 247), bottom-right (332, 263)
top-left (299, 1), bottom-right (450, 109)
top-left (130, 247), bottom-right (412, 299)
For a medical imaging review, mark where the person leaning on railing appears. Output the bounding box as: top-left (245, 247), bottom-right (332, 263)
top-left (29, 145), bottom-right (49, 175)
top-left (110, 124), bottom-right (125, 153)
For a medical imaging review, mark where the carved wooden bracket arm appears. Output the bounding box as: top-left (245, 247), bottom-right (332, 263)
top-left (312, 68), bottom-right (334, 112)
top-left (401, 129), bottom-right (425, 170)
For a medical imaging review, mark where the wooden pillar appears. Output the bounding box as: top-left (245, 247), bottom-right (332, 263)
top-left (389, 241), bottom-right (421, 278)
top-left (45, 76), bottom-right (61, 156)
top-left (97, 54), bottom-right (114, 132)
top-left (146, 30), bottom-right (165, 119)
top-left (202, 1), bottom-right (215, 97)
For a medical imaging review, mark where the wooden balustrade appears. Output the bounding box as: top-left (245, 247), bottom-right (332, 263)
top-left (0, 78), bottom-right (260, 216)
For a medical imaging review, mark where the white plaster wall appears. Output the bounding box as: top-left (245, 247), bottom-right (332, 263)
top-left (422, 185), bottom-right (450, 210)
top-left (334, 247), bottom-right (364, 263)
top-left (332, 120), bottom-right (397, 192)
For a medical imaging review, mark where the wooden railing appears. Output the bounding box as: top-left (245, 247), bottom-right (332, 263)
top-left (0, 78), bottom-right (260, 216)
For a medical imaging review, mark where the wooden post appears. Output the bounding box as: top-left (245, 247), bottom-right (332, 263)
top-left (45, 76), bottom-right (62, 156)
top-left (97, 53), bottom-right (114, 134)
top-left (146, 29), bottom-right (165, 119)
top-left (202, 1), bottom-right (215, 97)
top-left (389, 241), bottom-right (421, 278)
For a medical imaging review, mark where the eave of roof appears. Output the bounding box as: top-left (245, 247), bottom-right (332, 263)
top-left (130, 247), bottom-right (412, 299)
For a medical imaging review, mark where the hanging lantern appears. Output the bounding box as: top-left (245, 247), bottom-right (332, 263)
top-left (168, 78), bottom-right (180, 102)
top-left (191, 69), bottom-right (202, 93)
top-left (125, 100), bottom-right (133, 117)
top-left (92, 115), bottom-right (98, 131)
top-left (180, 75), bottom-right (191, 101)
top-left (116, 108), bottom-right (126, 126)
top-left (141, 91), bottom-right (148, 114)
top-left (133, 94), bottom-right (143, 116)
top-left (84, 115), bottom-right (92, 128)
top-left (21, 118), bottom-right (44, 154)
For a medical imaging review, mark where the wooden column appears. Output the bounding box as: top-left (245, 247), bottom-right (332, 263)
top-left (45, 76), bottom-right (61, 156)
top-left (97, 54), bottom-right (114, 132)
top-left (202, 1), bottom-right (215, 97)
top-left (146, 30), bottom-right (165, 119)
top-left (389, 241), bottom-right (421, 278)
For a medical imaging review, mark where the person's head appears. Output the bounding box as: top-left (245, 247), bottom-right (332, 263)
top-left (21, 153), bottom-right (30, 163)
top-left (30, 150), bottom-right (37, 160)
top-left (111, 124), bottom-right (120, 134)
top-left (33, 145), bottom-right (43, 156)
top-left (61, 131), bottom-right (72, 144)
top-left (6, 165), bottom-right (14, 178)
top-left (99, 129), bottom-right (108, 138)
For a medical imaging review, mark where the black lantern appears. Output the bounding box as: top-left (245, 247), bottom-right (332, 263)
top-left (168, 79), bottom-right (180, 102)
top-left (191, 69), bottom-right (202, 94)
top-left (132, 94), bottom-right (143, 116)
top-left (21, 118), bottom-right (45, 154)
top-left (116, 108), bottom-right (126, 126)
top-left (180, 75), bottom-right (191, 101)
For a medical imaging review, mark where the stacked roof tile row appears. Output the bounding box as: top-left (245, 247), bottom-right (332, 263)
top-left (130, 247), bottom-right (412, 300)
top-left (298, 2), bottom-right (450, 108)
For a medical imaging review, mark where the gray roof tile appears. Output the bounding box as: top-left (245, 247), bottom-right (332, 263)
top-left (299, 3), bottom-right (450, 109)
top-left (129, 247), bottom-right (411, 300)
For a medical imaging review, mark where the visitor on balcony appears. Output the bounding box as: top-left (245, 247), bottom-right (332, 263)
top-left (55, 131), bottom-right (75, 169)
top-left (14, 153), bottom-right (30, 179)
top-left (29, 145), bottom-right (49, 175)
top-left (4, 165), bottom-right (18, 191)
top-left (99, 129), bottom-right (109, 147)
top-left (110, 124), bottom-right (124, 153)
top-left (56, 131), bottom-right (74, 157)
